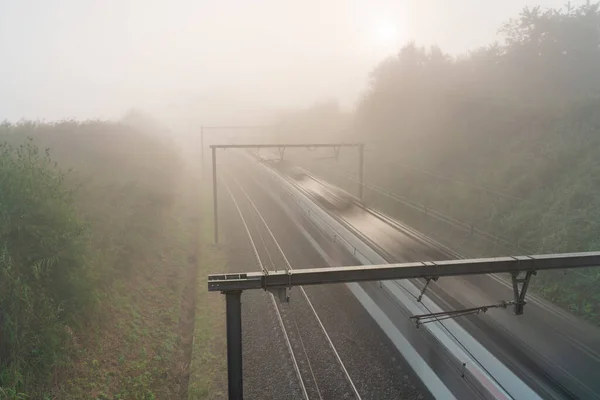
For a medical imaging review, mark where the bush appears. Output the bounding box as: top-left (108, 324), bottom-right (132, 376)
top-left (0, 138), bottom-right (90, 395)
top-left (0, 119), bottom-right (182, 397)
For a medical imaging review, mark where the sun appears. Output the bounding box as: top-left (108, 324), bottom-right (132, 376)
top-left (371, 19), bottom-right (400, 48)
top-left (369, 19), bottom-right (401, 51)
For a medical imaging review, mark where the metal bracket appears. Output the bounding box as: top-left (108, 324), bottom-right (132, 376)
top-left (278, 146), bottom-right (286, 161)
top-left (511, 270), bottom-right (535, 315)
top-left (333, 145), bottom-right (340, 160)
top-left (268, 287), bottom-right (290, 303)
top-left (411, 300), bottom-right (513, 328)
top-left (417, 277), bottom-right (438, 302)
top-left (268, 257), bottom-right (293, 303)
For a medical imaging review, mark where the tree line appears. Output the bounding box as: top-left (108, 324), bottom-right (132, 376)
top-left (273, 2), bottom-right (600, 322)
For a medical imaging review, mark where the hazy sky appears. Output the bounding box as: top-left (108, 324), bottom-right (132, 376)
top-left (0, 0), bottom-right (570, 123)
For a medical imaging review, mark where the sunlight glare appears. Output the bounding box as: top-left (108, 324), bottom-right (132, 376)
top-left (372, 19), bottom-right (400, 48)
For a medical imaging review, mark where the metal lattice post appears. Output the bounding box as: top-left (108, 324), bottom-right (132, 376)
top-left (212, 146), bottom-right (219, 244)
top-left (225, 291), bottom-right (243, 399)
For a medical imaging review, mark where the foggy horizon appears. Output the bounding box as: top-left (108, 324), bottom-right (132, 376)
top-left (1, 0), bottom-right (571, 124)
top-left (3, 2), bottom-right (600, 398)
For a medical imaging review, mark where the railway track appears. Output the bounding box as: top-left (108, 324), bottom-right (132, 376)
top-left (251, 153), bottom-right (600, 399)
top-left (292, 171), bottom-right (591, 399)
top-left (222, 170), bottom-right (362, 400)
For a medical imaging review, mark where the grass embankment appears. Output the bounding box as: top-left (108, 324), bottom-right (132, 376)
top-left (0, 121), bottom-right (226, 399)
top-left (187, 176), bottom-right (227, 400)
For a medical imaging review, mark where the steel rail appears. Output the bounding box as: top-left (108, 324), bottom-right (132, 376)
top-left (226, 171), bottom-right (362, 400)
top-left (221, 178), bottom-right (309, 400)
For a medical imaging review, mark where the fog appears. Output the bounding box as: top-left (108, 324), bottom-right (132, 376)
top-left (2, 3), bottom-right (600, 397)
top-left (1, 0), bottom-right (566, 125)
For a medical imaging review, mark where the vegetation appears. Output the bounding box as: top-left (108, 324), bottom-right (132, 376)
top-left (274, 3), bottom-right (600, 323)
top-left (187, 185), bottom-right (227, 400)
top-left (3, 3), bottom-right (600, 397)
top-left (0, 119), bottom-right (225, 399)
top-left (1, 137), bottom-right (89, 398)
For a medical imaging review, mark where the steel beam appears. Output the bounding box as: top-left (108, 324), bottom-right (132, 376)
top-left (210, 143), bottom-right (363, 149)
top-left (208, 251), bottom-right (600, 292)
top-left (225, 291), bottom-right (243, 400)
top-left (200, 124), bottom-right (275, 176)
top-left (203, 125), bottom-right (274, 130)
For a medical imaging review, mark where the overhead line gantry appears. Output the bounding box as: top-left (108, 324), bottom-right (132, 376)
top-left (209, 143), bottom-right (365, 243)
top-left (210, 245), bottom-right (600, 400)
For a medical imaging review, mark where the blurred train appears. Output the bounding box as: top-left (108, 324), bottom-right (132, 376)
top-left (276, 160), bottom-right (307, 181)
top-left (269, 160), bottom-right (359, 212)
top-left (299, 178), bottom-right (358, 211)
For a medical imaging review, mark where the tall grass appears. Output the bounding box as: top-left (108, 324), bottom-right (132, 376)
top-left (0, 138), bottom-right (89, 396)
top-left (0, 120), bottom-right (181, 398)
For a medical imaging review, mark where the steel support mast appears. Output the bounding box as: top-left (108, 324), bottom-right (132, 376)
top-left (208, 251), bottom-right (600, 400)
